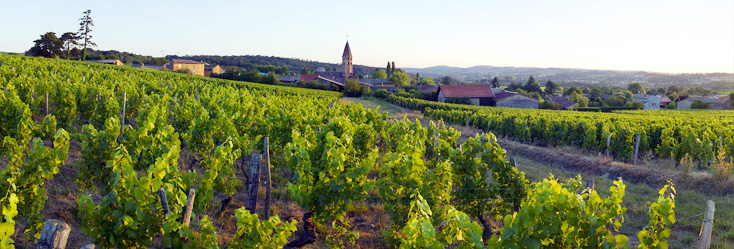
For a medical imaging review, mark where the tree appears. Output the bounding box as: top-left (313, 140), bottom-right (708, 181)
top-left (624, 91), bottom-right (633, 99)
top-left (523, 76), bottom-right (542, 94)
top-left (420, 77), bottom-right (435, 85)
top-left (386, 62), bottom-right (392, 77)
top-left (59, 32), bottom-right (79, 59)
top-left (628, 83), bottom-right (644, 94)
top-left (27, 32), bottom-right (64, 58)
top-left (626, 101), bottom-right (644, 110)
top-left (729, 92), bottom-right (734, 102)
top-left (78, 9), bottom-right (97, 61)
top-left (301, 66), bottom-right (312, 74)
top-left (544, 80), bottom-right (559, 96)
top-left (590, 88), bottom-right (603, 100)
top-left (691, 99), bottom-right (707, 109)
top-left (563, 86), bottom-right (582, 96)
top-left (372, 69), bottom-right (387, 79)
top-left (391, 62), bottom-right (396, 75)
top-left (389, 70), bottom-right (411, 87)
top-left (440, 76), bottom-right (453, 85)
top-left (491, 77), bottom-right (500, 88)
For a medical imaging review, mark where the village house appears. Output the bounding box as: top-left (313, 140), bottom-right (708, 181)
top-left (658, 95), bottom-right (672, 108)
top-left (544, 96), bottom-right (578, 110)
top-left (168, 59), bottom-right (206, 76)
top-left (494, 91), bottom-right (539, 109)
top-left (204, 64), bottom-right (223, 77)
top-left (708, 96), bottom-right (733, 110)
top-left (632, 94), bottom-right (661, 110)
top-left (437, 85), bottom-right (495, 106)
top-left (87, 59), bottom-right (123, 66)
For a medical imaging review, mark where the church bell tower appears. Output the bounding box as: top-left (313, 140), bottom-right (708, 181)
top-left (342, 41), bottom-right (353, 79)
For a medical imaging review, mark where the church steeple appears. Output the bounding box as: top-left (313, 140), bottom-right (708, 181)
top-left (342, 41), bottom-right (353, 78)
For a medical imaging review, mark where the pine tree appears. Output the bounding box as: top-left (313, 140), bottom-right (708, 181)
top-left (78, 10), bottom-right (97, 61)
top-left (391, 62), bottom-right (396, 74)
top-left (491, 77), bottom-right (500, 88)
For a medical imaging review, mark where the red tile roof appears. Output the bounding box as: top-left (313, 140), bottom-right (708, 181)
top-left (439, 85), bottom-right (495, 98)
top-left (715, 96), bottom-right (730, 104)
top-left (299, 74), bottom-right (319, 82)
top-left (493, 91), bottom-right (517, 101)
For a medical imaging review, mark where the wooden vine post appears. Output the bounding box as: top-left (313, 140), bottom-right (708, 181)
top-left (158, 188), bottom-right (169, 217)
top-left (633, 132), bottom-right (640, 165)
top-left (36, 219), bottom-right (71, 249)
top-left (698, 200), bottom-right (716, 249)
top-left (45, 92), bottom-right (49, 116)
top-left (183, 188), bottom-right (196, 225)
top-left (263, 137), bottom-right (272, 218)
top-left (606, 133), bottom-right (611, 158)
top-left (119, 92), bottom-right (126, 141)
top-left (246, 153), bottom-right (262, 213)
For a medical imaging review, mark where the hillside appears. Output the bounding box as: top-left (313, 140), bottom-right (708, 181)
top-left (404, 65), bottom-right (734, 87)
top-left (166, 54), bottom-right (378, 76)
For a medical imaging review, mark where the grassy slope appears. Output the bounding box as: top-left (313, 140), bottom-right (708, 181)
top-left (341, 96), bottom-right (734, 249)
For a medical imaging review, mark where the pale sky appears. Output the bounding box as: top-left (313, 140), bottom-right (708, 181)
top-left (1, 0), bottom-right (733, 74)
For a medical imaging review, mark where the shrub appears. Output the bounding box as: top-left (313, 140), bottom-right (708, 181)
top-left (173, 68), bottom-right (192, 75)
top-left (373, 89), bottom-right (390, 99)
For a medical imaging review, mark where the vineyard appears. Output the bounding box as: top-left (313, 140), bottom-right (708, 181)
top-left (0, 53), bottom-right (693, 248)
top-left (387, 95), bottom-right (734, 176)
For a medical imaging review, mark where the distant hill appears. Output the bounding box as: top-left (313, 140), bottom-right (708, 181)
top-left (404, 65), bottom-right (734, 88)
top-left (166, 55), bottom-right (378, 76)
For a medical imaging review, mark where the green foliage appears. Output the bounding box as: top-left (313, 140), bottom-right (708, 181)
top-left (421, 77), bottom-right (435, 85)
top-left (373, 89), bottom-right (390, 99)
top-left (78, 144), bottom-right (180, 248)
top-left (637, 183), bottom-right (676, 249)
top-left (691, 99), bottom-right (707, 109)
top-left (27, 32), bottom-right (64, 58)
top-left (628, 83), bottom-right (645, 94)
top-left (230, 208), bottom-right (298, 248)
top-left (1, 130), bottom-right (70, 241)
top-left (390, 70), bottom-right (412, 87)
top-left (372, 69), bottom-right (387, 79)
top-left (344, 79), bottom-right (369, 97)
top-left (451, 133), bottom-right (528, 219)
top-left (399, 193), bottom-right (484, 249)
top-left (174, 67), bottom-right (193, 75)
top-left (286, 118), bottom-right (378, 247)
top-left (378, 129), bottom-right (454, 243)
top-left (77, 117), bottom-right (121, 191)
top-left (489, 176), bottom-right (629, 248)
top-left (0, 89), bottom-right (34, 155)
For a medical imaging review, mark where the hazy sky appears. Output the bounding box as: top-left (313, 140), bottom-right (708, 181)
top-left (1, 0), bottom-right (733, 73)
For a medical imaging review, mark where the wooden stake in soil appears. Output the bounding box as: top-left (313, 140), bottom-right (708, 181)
top-left (158, 188), bottom-right (169, 217)
top-left (36, 219), bottom-right (71, 249)
top-left (119, 92), bottom-right (126, 141)
top-left (45, 92), bottom-right (49, 116)
top-left (183, 188), bottom-right (196, 226)
top-left (606, 133), bottom-right (611, 158)
top-left (586, 178), bottom-right (595, 190)
top-left (509, 157), bottom-right (517, 168)
top-left (434, 129), bottom-right (440, 163)
top-left (263, 137), bottom-right (272, 218)
top-left (633, 132), bottom-right (640, 165)
top-left (246, 153), bottom-right (262, 213)
top-left (698, 200), bottom-right (715, 249)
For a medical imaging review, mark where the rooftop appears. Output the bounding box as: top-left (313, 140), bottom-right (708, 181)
top-left (439, 85), bottom-right (495, 98)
